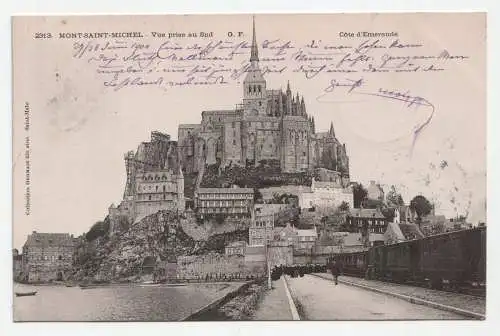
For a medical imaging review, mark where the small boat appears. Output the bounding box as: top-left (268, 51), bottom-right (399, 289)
top-left (165, 283), bottom-right (187, 287)
top-left (79, 284), bottom-right (99, 290)
top-left (139, 283), bottom-right (161, 287)
top-left (65, 284), bottom-right (75, 287)
top-left (15, 291), bottom-right (37, 297)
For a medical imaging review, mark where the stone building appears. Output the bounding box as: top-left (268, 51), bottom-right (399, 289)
top-left (298, 177), bottom-right (354, 211)
top-left (346, 208), bottom-right (389, 234)
top-left (178, 18), bottom-right (350, 176)
top-left (249, 205), bottom-right (277, 245)
top-left (21, 232), bottom-right (76, 283)
top-left (366, 180), bottom-right (384, 201)
top-left (12, 249), bottom-right (23, 281)
top-left (108, 131), bottom-right (185, 235)
top-left (225, 241), bottom-right (247, 256)
top-left (295, 227), bottom-right (318, 250)
top-left (195, 187), bottom-right (254, 219)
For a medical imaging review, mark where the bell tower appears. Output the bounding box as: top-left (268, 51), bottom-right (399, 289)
top-left (243, 16), bottom-right (267, 117)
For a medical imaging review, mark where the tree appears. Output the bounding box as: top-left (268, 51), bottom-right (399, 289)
top-left (85, 220), bottom-right (110, 242)
top-left (338, 201), bottom-right (350, 212)
top-left (353, 183), bottom-right (368, 208)
top-left (386, 185), bottom-right (405, 207)
top-left (409, 195), bottom-right (433, 222)
top-left (320, 145), bottom-right (337, 171)
top-left (363, 198), bottom-right (384, 209)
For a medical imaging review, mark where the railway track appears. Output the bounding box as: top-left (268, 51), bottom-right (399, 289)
top-left (341, 271), bottom-right (486, 298)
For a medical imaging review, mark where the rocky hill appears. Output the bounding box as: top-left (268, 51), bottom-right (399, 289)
top-left (72, 210), bottom-right (250, 282)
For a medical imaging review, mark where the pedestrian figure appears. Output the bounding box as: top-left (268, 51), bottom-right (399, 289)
top-left (329, 258), bottom-right (342, 285)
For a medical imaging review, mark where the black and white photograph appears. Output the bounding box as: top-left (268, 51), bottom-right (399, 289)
top-left (11, 12), bottom-right (487, 322)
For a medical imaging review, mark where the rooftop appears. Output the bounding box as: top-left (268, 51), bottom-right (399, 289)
top-left (296, 228), bottom-right (317, 237)
top-left (348, 208), bottom-right (386, 218)
top-left (24, 232), bottom-right (76, 248)
top-left (227, 240), bottom-right (247, 248)
top-left (197, 187), bottom-right (254, 194)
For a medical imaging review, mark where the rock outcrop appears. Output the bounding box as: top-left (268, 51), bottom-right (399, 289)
top-left (72, 210), bottom-right (250, 282)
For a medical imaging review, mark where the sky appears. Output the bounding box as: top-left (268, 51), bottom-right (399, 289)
top-left (12, 13), bottom-right (486, 250)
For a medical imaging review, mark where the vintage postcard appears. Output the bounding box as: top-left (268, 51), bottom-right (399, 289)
top-left (12, 13), bottom-right (486, 321)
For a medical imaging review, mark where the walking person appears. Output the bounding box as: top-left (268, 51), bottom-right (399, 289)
top-left (329, 258), bottom-right (342, 285)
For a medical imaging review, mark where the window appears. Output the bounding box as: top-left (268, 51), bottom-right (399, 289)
top-left (233, 140), bottom-right (236, 145)
top-left (232, 122), bottom-right (235, 128)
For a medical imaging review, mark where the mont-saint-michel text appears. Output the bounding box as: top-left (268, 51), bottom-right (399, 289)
top-left (56, 31), bottom-right (217, 39)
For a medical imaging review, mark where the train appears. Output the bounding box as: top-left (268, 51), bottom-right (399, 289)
top-left (270, 227), bottom-right (486, 292)
top-left (328, 226), bottom-right (486, 290)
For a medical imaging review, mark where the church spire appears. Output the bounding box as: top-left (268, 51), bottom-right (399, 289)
top-left (250, 15), bottom-right (259, 63)
top-left (329, 122), bottom-right (335, 137)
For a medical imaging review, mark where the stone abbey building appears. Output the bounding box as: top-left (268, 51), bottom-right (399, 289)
top-left (107, 18), bottom-right (351, 234)
top-left (108, 131), bottom-right (185, 234)
top-left (178, 18), bottom-right (350, 176)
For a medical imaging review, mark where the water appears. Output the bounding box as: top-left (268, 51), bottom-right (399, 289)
top-left (13, 282), bottom-right (240, 321)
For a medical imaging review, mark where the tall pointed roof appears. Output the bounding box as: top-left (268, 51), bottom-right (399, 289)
top-left (329, 122), bottom-right (335, 137)
top-left (244, 16), bottom-right (265, 84)
top-left (250, 15), bottom-right (259, 63)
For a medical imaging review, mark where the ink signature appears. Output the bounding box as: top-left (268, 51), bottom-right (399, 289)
top-left (318, 77), bottom-right (435, 154)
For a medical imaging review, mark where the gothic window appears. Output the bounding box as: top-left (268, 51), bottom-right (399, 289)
top-left (149, 195), bottom-right (152, 201)
top-left (156, 186), bottom-right (158, 192)
top-left (259, 101), bottom-right (262, 106)
top-left (163, 185), bottom-right (166, 192)
top-left (258, 85), bottom-right (261, 93)
top-left (233, 139), bottom-right (236, 145)
top-left (58, 255), bottom-right (62, 260)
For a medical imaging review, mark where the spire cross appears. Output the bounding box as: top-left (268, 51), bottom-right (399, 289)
top-left (250, 15), bottom-right (259, 63)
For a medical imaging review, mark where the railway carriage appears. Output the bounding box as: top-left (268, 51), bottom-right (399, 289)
top-left (269, 227), bottom-right (485, 293)
top-left (331, 251), bottom-right (369, 277)
top-left (368, 227), bottom-right (486, 289)
top-left (327, 227), bottom-right (486, 290)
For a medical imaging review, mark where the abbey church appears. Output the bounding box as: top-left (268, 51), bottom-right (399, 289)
top-left (178, 18), bottom-right (350, 177)
top-left (107, 18), bottom-right (351, 233)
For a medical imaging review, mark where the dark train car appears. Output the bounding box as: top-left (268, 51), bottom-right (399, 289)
top-left (367, 226), bottom-right (486, 289)
top-left (416, 226), bottom-right (486, 288)
top-left (377, 239), bottom-right (419, 282)
top-left (328, 251), bottom-right (369, 277)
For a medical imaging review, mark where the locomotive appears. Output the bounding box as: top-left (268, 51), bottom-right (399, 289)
top-left (329, 226), bottom-right (486, 290)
